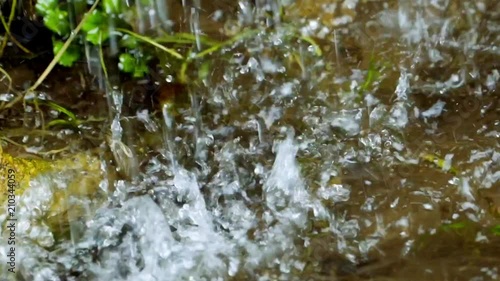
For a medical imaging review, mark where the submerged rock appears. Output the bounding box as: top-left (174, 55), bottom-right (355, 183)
top-left (0, 146), bottom-right (109, 240)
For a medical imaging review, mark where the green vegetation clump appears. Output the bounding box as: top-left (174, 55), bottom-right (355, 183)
top-left (0, 0), bottom-right (324, 103)
top-left (34, 0), bottom-right (157, 78)
top-left (30, 0), bottom-right (322, 82)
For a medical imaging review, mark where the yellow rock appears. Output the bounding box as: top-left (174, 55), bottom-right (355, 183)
top-left (0, 145), bottom-right (107, 234)
top-left (0, 147), bottom-right (52, 201)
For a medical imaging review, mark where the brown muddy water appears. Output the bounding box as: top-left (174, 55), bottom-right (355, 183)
top-left (0, 0), bottom-right (499, 280)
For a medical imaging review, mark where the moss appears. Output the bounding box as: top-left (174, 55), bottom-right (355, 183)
top-left (0, 146), bottom-right (106, 237)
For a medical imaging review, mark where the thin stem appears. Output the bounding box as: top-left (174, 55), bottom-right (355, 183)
top-left (194, 28), bottom-right (260, 59)
top-left (0, 66), bottom-right (12, 91)
top-left (99, 40), bottom-right (109, 81)
top-left (0, 0), bottom-right (32, 56)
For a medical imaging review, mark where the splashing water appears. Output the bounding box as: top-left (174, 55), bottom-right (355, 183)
top-left (40, 133), bottom-right (324, 280)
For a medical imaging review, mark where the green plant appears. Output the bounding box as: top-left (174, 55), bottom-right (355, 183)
top-left (34, 0), bottom-right (196, 80)
top-left (32, 0), bottom-right (322, 82)
top-left (35, 0), bottom-right (70, 36)
top-left (0, 0), bottom-right (324, 115)
top-left (52, 39), bottom-right (80, 67)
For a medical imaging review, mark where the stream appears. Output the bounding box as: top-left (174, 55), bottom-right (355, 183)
top-left (0, 0), bottom-right (499, 280)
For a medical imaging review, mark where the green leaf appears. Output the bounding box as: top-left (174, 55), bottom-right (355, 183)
top-left (441, 222), bottom-right (467, 231)
top-left (103, 0), bottom-right (122, 14)
top-left (116, 28), bottom-right (184, 59)
top-left (118, 53), bottom-right (150, 78)
top-left (46, 119), bottom-right (76, 129)
top-left (44, 9), bottom-right (70, 36)
top-left (492, 225), bottom-right (500, 236)
top-left (360, 59), bottom-right (379, 93)
top-left (420, 153), bottom-right (459, 175)
top-left (133, 62), bottom-right (149, 78)
top-left (198, 61), bottom-right (211, 81)
top-left (155, 33), bottom-right (219, 45)
top-left (299, 35), bottom-right (322, 56)
top-left (119, 35), bottom-right (139, 49)
top-left (40, 100), bottom-right (78, 121)
top-left (82, 10), bottom-right (109, 45)
top-left (118, 53), bottom-right (135, 73)
top-left (53, 39), bottom-right (80, 67)
top-left (35, 0), bottom-right (58, 16)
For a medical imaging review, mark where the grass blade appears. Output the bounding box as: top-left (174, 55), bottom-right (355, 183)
top-left (116, 28), bottom-right (184, 59)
